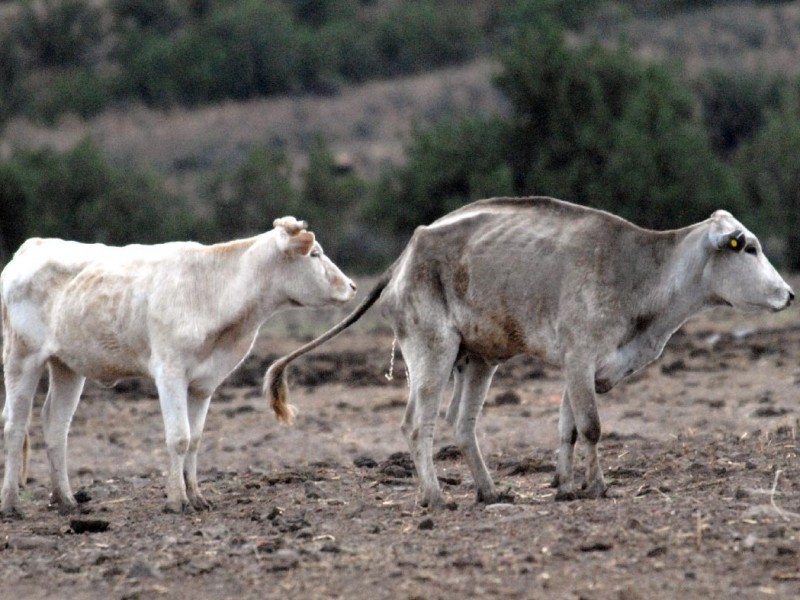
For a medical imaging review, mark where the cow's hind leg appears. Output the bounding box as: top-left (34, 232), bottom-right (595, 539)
top-left (2, 353), bottom-right (45, 517)
top-left (399, 331), bottom-right (460, 509)
top-left (184, 394), bottom-right (213, 511)
top-left (447, 356), bottom-right (499, 504)
top-left (41, 359), bottom-right (86, 513)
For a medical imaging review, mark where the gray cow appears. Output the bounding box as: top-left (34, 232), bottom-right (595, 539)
top-left (267, 197), bottom-right (794, 508)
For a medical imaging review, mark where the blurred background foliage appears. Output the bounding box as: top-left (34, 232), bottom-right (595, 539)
top-left (1, 0), bottom-right (800, 270)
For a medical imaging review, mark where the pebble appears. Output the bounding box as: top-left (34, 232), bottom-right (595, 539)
top-left (265, 549), bottom-right (301, 571)
top-left (5, 536), bottom-right (59, 551)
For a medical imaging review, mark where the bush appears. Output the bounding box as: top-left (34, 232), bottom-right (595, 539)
top-left (373, 1), bottom-right (482, 76)
top-left (735, 88), bottom-right (800, 269)
top-left (206, 146), bottom-right (298, 240)
top-left (696, 70), bottom-right (785, 158)
top-left (365, 116), bottom-right (513, 239)
top-left (496, 23), bottom-right (744, 230)
top-left (13, 0), bottom-right (104, 68)
top-left (0, 140), bottom-right (196, 260)
top-left (29, 68), bottom-right (114, 123)
top-left (0, 36), bottom-right (23, 128)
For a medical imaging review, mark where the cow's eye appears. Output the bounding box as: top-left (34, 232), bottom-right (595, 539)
top-left (744, 245), bottom-right (757, 256)
top-left (310, 249), bottom-right (321, 258)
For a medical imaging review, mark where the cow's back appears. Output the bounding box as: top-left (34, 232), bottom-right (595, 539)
top-left (384, 198), bottom-right (666, 363)
top-left (2, 239), bottom-right (164, 379)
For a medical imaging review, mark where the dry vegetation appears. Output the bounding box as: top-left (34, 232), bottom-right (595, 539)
top-left (5, 1), bottom-right (800, 197)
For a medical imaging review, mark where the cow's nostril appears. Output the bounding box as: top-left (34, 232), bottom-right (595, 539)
top-left (789, 290), bottom-right (795, 303)
top-left (350, 282), bottom-right (357, 292)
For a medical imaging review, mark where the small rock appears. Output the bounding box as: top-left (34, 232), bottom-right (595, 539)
top-left (434, 445), bottom-right (461, 460)
top-left (743, 533), bottom-right (758, 550)
top-left (353, 456), bottom-right (377, 469)
top-left (70, 518), bottom-right (110, 534)
top-left (418, 517), bottom-right (435, 531)
top-left (127, 561), bottom-right (161, 579)
top-left (74, 489), bottom-right (92, 504)
top-left (304, 481), bottom-right (325, 499)
top-left (6, 536), bottom-right (59, 551)
top-left (494, 390), bottom-right (521, 406)
top-left (265, 549), bottom-right (301, 572)
top-left (484, 503), bottom-right (517, 513)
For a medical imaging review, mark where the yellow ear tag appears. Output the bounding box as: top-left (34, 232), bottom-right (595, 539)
top-left (730, 239), bottom-right (738, 248)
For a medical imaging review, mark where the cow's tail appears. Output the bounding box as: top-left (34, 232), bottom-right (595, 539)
top-left (265, 269), bottom-right (394, 424)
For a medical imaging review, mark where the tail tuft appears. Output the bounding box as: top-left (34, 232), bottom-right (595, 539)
top-left (264, 359), bottom-right (296, 424)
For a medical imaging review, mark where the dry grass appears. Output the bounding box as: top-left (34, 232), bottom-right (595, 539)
top-left (0, 59), bottom-right (506, 183)
top-left (588, 1), bottom-right (800, 76)
top-left (5, 2), bottom-right (800, 200)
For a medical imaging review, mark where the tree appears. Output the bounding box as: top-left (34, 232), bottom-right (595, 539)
top-left (496, 22), bottom-right (744, 230)
top-left (207, 146), bottom-right (298, 240)
top-left (736, 88), bottom-right (800, 269)
top-left (365, 116), bottom-right (513, 239)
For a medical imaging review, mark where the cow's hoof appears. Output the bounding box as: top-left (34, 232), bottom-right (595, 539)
top-left (554, 489), bottom-right (578, 502)
top-left (1, 505), bottom-right (25, 520)
top-left (581, 482), bottom-right (608, 499)
top-left (163, 500), bottom-right (194, 514)
top-left (49, 497), bottom-right (79, 515)
top-left (189, 495), bottom-right (213, 512)
top-left (476, 488), bottom-right (500, 505)
top-left (420, 493), bottom-right (446, 510)
top-left (478, 489), bottom-right (515, 504)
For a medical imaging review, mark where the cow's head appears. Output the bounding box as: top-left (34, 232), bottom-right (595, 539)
top-left (703, 210), bottom-right (794, 312)
top-left (273, 217), bottom-right (357, 306)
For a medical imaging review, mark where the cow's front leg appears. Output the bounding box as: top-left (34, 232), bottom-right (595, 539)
top-left (553, 388), bottom-right (578, 501)
top-left (184, 394), bottom-right (213, 511)
top-left (562, 357), bottom-right (606, 499)
top-left (156, 375), bottom-right (192, 513)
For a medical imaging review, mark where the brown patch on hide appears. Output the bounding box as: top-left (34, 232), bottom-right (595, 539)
top-left (463, 309), bottom-right (529, 362)
top-left (209, 238), bottom-right (256, 256)
top-left (453, 263), bottom-right (470, 299)
top-left (197, 304), bottom-right (257, 362)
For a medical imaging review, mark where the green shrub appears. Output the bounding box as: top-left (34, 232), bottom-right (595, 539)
top-left (206, 146), bottom-right (298, 240)
top-left (365, 116), bottom-right (513, 238)
top-left (696, 70), bottom-right (785, 157)
top-left (496, 23), bottom-right (744, 230)
top-left (0, 36), bottom-right (23, 128)
top-left (735, 87), bottom-right (800, 269)
top-left (374, 1), bottom-right (482, 76)
top-left (29, 68), bottom-right (114, 122)
top-left (0, 140), bottom-right (196, 260)
top-left (13, 0), bottom-right (104, 68)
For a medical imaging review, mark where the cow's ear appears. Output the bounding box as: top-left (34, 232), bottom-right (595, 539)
top-left (283, 231), bottom-right (316, 257)
top-left (708, 229), bottom-right (746, 253)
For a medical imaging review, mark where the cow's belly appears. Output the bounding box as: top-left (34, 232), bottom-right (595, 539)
top-left (457, 313), bottom-right (558, 364)
top-left (50, 272), bottom-right (150, 380)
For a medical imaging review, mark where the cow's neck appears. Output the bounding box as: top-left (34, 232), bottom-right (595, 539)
top-left (643, 224), bottom-right (714, 338)
top-left (200, 236), bottom-right (278, 332)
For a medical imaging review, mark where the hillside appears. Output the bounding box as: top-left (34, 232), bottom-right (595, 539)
top-left (4, 1), bottom-right (800, 191)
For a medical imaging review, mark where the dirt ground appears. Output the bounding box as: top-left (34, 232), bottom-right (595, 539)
top-left (2, 301), bottom-right (799, 600)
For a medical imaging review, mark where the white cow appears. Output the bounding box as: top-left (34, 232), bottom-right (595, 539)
top-left (266, 197), bottom-right (794, 508)
top-left (1, 217), bottom-right (356, 516)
